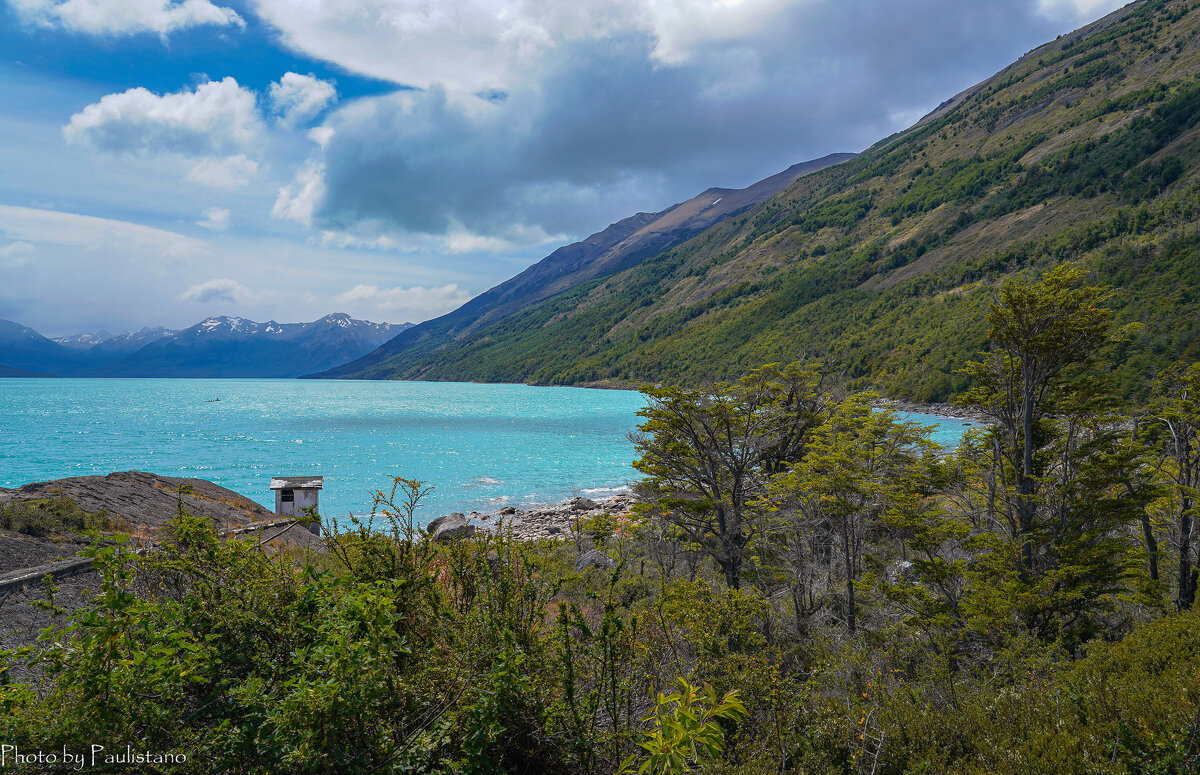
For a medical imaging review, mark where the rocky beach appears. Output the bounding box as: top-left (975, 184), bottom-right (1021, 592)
top-left (423, 492), bottom-right (638, 544)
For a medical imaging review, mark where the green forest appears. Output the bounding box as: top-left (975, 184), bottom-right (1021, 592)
top-left (4, 266), bottom-right (1200, 774)
top-left (348, 0), bottom-right (1200, 403)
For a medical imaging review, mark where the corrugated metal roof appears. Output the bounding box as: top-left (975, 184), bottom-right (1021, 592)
top-left (269, 476), bottom-right (324, 490)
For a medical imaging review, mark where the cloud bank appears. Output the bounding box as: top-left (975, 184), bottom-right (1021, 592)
top-left (267, 0), bottom-right (1126, 247)
top-left (181, 277), bottom-right (252, 304)
top-left (332, 283), bottom-right (474, 323)
top-left (11, 0), bottom-right (243, 36)
top-left (0, 205), bottom-right (206, 259)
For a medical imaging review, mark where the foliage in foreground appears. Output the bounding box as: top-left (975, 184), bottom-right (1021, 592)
top-left (3, 268), bottom-right (1200, 773)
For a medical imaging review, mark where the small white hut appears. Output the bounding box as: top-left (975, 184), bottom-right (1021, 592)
top-left (270, 476), bottom-right (323, 526)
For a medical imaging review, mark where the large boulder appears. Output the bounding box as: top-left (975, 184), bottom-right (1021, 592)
top-left (428, 513), bottom-right (475, 542)
top-left (575, 549), bottom-right (615, 571)
top-left (571, 497), bottom-right (599, 511)
top-left (426, 512), bottom-right (465, 533)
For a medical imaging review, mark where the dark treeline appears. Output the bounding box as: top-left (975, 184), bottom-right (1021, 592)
top-left (2, 264), bottom-right (1200, 773)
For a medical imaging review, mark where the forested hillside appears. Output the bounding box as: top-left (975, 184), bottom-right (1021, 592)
top-left (350, 0), bottom-right (1200, 401)
top-left (315, 154), bottom-right (853, 380)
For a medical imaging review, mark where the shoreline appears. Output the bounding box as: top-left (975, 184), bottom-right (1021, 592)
top-left (873, 397), bottom-right (991, 424)
top-left (456, 492), bottom-right (637, 543)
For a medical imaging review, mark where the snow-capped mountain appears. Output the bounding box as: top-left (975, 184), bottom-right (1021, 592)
top-left (1, 314), bottom-right (412, 378)
top-left (52, 330), bottom-right (114, 349)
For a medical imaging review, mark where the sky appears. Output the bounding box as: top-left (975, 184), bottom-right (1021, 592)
top-left (0, 0), bottom-right (1128, 337)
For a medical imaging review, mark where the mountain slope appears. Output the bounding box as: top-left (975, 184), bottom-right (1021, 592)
top-left (0, 365), bottom-right (58, 378)
top-left (0, 320), bottom-right (89, 376)
top-left (315, 153), bottom-right (854, 378)
top-left (338, 0), bottom-right (1200, 401)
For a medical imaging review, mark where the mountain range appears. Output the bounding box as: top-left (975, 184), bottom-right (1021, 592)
top-left (0, 314), bottom-right (410, 378)
top-left (318, 0), bottom-right (1200, 401)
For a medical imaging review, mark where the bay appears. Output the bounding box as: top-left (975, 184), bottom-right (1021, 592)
top-left (0, 378), bottom-right (978, 524)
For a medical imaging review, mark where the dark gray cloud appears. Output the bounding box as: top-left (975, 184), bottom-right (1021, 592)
top-left (279, 0), bottom-right (1113, 244)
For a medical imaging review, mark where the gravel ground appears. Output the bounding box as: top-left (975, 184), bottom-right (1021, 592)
top-left (0, 572), bottom-right (100, 652)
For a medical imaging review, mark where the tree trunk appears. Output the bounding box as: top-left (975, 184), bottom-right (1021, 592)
top-left (1179, 494), bottom-right (1194, 609)
top-left (843, 528), bottom-right (856, 635)
top-left (723, 558), bottom-right (741, 590)
top-left (1140, 508), bottom-right (1160, 582)
top-left (1018, 383), bottom-right (1037, 572)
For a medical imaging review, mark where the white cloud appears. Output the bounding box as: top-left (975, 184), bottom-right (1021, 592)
top-left (269, 72), bottom-right (337, 126)
top-left (247, 0), bottom-right (845, 92)
top-left (11, 0), bottom-right (243, 36)
top-left (0, 205), bottom-right (206, 260)
top-left (442, 222), bottom-right (564, 254)
top-left (271, 160), bottom-right (326, 226)
top-left (0, 241), bottom-right (36, 268)
top-left (251, 0), bottom-right (569, 92)
top-left (180, 277), bottom-right (252, 304)
top-left (186, 154), bottom-right (260, 188)
top-left (307, 126), bottom-right (335, 148)
top-left (196, 207), bottom-right (231, 231)
top-left (251, 0), bottom-right (1125, 97)
top-left (313, 218), bottom-right (564, 255)
top-left (637, 0), bottom-right (796, 65)
top-left (332, 283), bottom-right (474, 322)
top-left (64, 77), bottom-right (263, 158)
top-left (1035, 0), bottom-right (1126, 24)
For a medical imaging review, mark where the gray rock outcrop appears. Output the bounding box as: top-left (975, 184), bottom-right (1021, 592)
top-left (576, 549), bottom-right (616, 571)
top-left (430, 513), bottom-right (475, 542)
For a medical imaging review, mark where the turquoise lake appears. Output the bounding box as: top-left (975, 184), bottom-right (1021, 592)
top-left (0, 379), bottom-right (979, 524)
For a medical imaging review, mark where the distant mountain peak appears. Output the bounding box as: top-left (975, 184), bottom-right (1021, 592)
top-left (3, 315), bottom-right (413, 378)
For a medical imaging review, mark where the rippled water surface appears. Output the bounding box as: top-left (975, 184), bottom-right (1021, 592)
top-left (0, 379), bottom-right (977, 523)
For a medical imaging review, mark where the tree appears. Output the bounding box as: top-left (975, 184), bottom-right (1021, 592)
top-left (957, 264), bottom-right (1146, 644)
top-left (767, 394), bottom-right (934, 634)
top-left (1145, 362), bottom-right (1200, 609)
top-left (631, 362), bottom-right (832, 589)
top-left (959, 264), bottom-right (1121, 574)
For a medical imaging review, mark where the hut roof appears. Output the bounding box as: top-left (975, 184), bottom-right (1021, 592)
top-left (269, 476), bottom-right (324, 490)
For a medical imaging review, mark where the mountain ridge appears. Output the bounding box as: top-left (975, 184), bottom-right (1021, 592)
top-left (313, 153), bottom-right (855, 378)
top-left (0, 314), bottom-right (412, 378)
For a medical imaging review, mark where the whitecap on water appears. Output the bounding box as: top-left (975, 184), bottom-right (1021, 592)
top-left (581, 485), bottom-right (631, 495)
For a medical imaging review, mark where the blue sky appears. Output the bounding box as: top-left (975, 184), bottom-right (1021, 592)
top-left (1, 0), bottom-right (1125, 336)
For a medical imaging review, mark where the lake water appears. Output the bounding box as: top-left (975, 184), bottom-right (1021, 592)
top-left (0, 379), bottom-right (978, 524)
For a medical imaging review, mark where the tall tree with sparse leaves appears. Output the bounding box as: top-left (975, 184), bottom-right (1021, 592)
top-left (631, 362), bottom-right (832, 589)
